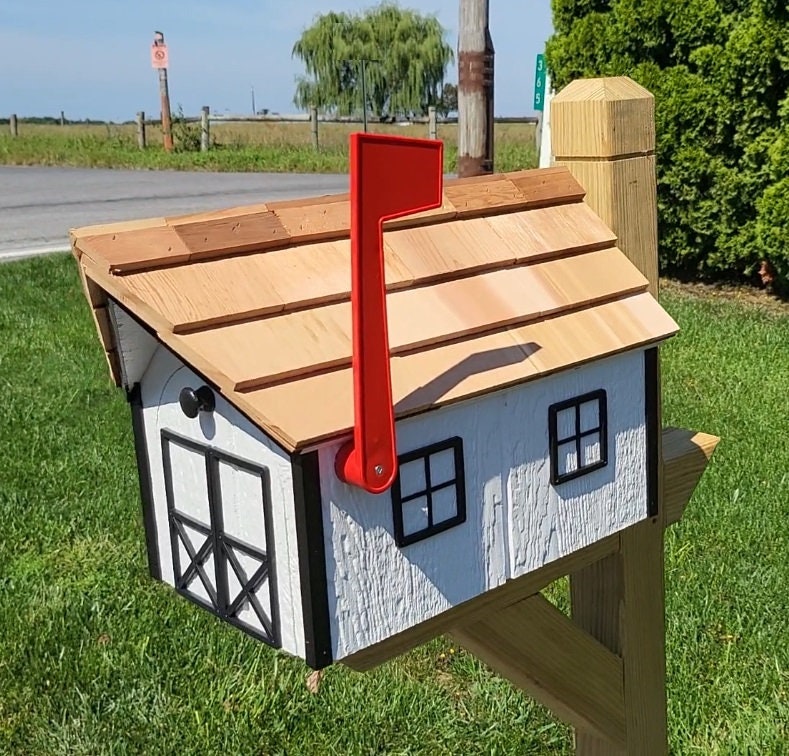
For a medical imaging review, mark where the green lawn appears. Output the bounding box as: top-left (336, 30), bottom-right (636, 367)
top-left (0, 122), bottom-right (537, 175)
top-left (1, 255), bottom-right (787, 754)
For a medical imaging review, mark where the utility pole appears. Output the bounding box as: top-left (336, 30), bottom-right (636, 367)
top-left (458, 0), bottom-right (494, 177)
top-left (151, 31), bottom-right (173, 152)
top-left (360, 59), bottom-right (368, 132)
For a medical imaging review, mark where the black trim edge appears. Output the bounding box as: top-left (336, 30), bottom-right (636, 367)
top-left (127, 383), bottom-right (162, 580)
top-left (645, 347), bottom-right (660, 519)
top-left (291, 451), bottom-right (333, 670)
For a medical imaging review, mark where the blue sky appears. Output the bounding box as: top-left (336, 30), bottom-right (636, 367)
top-left (0, 1), bottom-right (553, 122)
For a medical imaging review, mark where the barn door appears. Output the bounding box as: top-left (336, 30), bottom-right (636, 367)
top-left (161, 431), bottom-right (279, 647)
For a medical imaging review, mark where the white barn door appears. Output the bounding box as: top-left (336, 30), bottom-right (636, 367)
top-left (160, 430), bottom-right (279, 647)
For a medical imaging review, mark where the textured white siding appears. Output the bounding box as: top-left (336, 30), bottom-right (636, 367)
top-left (319, 350), bottom-right (648, 660)
top-left (139, 345), bottom-right (305, 658)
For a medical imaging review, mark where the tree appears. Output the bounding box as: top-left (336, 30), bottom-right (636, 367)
top-left (292, 3), bottom-right (454, 120)
top-left (437, 82), bottom-right (458, 117)
top-left (547, 0), bottom-right (789, 293)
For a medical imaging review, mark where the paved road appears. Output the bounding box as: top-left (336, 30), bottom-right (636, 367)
top-left (0, 166), bottom-right (348, 262)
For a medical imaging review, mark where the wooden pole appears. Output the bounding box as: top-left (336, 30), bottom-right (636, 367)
top-left (458, 0), bottom-right (494, 176)
top-left (360, 59), bottom-right (368, 133)
top-left (200, 106), bottom-right (210, 152)
top-left (159, 67), bottom-right (173, 151)
top-left (551, 78), bottom-right (658, 296)
top-left (136, 111), bottom-right (146, 149)
top-left (428, 106), bottom-right (437, 140)
top-left (153, 31), bottom-right (173, 152)
top-left (9, 114), bottom-right (18, 137)
top-left (60, 110), bottom-right (65, 126)
top-left (310, 107), bottom-right (319, 151)
top-left (552, 77), bottom-right (667, 754)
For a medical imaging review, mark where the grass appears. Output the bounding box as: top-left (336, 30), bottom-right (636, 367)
top-left (1, 255), bottom-right (787, 754)
top-left (0, 122), bottom-right (537, 174)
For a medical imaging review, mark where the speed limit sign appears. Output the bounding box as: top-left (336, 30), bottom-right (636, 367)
top-left (151, 44), bottom-right (169, 69)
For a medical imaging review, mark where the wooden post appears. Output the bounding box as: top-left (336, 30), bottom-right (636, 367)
top-left (153, 31), bottom-right (173, 152)
top-left (200, 106), bottom-right (210, 152)
top-left (552, 77), bottom-right (666, 754)
top-left (458, 0), bottom-right (494, 176)
top-left (310, 107), bottom-right (319, 151)
top-left (428, 106), bottom-right (437, 140)
top-left (551, 78), bottom-right (658, 297)
top-left (60, 110), bottom-right (66, 126)
top-left (136, 111), bottom-right (146, 149)
top-left (9, 114), bottom-right (18, 137)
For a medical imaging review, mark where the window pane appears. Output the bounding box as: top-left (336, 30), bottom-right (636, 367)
top-left (580, 433), bottom-right (602, 467)
top-left (431, 486), bottom-right (458, 525)
top-left (430, 447), bottom-right (456, 486)
top-left (398, 458), bottom-right (426, 499)
top-left (167, 442), bottom-right (210, 523)
top-left (556, 407), bottom-right (576, 441)
top-left (401, 496), bottom-right (429, 537)
top-left (579, 400), bottom-right (600, 433)
top-left (557, 441), bottom-right (578, 477)
top-left (217, 460), bottom-right (266, 547)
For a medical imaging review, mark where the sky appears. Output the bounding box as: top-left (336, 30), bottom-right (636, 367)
top-left (0, 1), bottom-right (553, 122)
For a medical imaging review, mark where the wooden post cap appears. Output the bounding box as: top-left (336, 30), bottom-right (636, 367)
top-left (551, 77), bottom-right (655, 159)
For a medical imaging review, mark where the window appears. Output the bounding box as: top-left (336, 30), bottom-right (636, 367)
top-left (161, 431), bottom-right (279, 648)
top-left (391, 437), bottom-right (466, 547)
top-left (548, 389), bottom-right (608, 485)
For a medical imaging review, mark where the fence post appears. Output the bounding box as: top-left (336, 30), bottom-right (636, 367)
top-left (310, 107), bottom-right (319, 151)
top-left (60, 110), bottom-right (66, 126)
top-left (10, 114), bottom-right (18, 137)
top-left (201, 106), bottom-right (210, 152)
top-left (428, 106), bottom-right (437, 140)
top-left (136, 111), bottom-right (147, 149)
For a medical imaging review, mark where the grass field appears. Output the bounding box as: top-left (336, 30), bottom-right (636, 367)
top-left (0, 121), bottom-right (537, 174)
top-left (1, 255), bottom-right (787, 754)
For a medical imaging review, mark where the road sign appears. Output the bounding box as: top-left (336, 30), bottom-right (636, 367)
top-left (151, 44), bottom-right (169, 69)
top-left (534, 53), bottom-right (546, 111)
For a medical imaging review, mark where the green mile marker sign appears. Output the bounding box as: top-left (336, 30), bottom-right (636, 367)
top-left (534, 53), bottom-right (547, 111)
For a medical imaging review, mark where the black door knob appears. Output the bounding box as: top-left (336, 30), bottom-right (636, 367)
top-left (179, 385), bottom-right (215, 418)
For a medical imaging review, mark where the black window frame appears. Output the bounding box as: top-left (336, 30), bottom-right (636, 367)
top-left (548, 389), bottom-right (608, 485)
top-left (391, 437), bottom-right (467, 547)
top-left (161, 430), bottom-right (280, 648)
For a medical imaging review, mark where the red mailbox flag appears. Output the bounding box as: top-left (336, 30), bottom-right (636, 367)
top-left (335, 133), bottom-right (443, 494)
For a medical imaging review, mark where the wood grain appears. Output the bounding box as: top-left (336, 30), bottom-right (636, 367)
top-left (551, 78), bottom-right (655, 160)
top-left (173, 211), bottom-right (288, 259)
top-left (552, 80), bottom-right (658, 298)
top-left (452, 593), bottom-right (626, 748)
top-left (237, 292), bottom-right (676, 448)
top-left (181, 246), bottom-right (648, 391)
top-left (662, 428), bottom-right (720, 525)
top-left (79, 226), bottom-right (192, 273)
top-left (117, 201), bottom-right (619, 333)
top-left (273, 198), bottom-right (350, 244)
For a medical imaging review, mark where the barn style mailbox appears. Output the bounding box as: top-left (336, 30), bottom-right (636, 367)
top-left (72, 78), bottom-right (717, 753)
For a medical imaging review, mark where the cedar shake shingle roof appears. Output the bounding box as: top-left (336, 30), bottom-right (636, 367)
top-left (71, 167), bottom-right (678, 451)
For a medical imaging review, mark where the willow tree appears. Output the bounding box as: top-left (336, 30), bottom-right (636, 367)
top-left (292, 3), bottom-right (454, 119)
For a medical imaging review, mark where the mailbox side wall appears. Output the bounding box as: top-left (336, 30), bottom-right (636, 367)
top-left (138, 345), bottom-right (307, 659)
top-left (318, 349), bottom-right (648, 661)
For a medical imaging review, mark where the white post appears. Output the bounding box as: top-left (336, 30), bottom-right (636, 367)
top-left (538, 73), bottom-right (553, 169)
